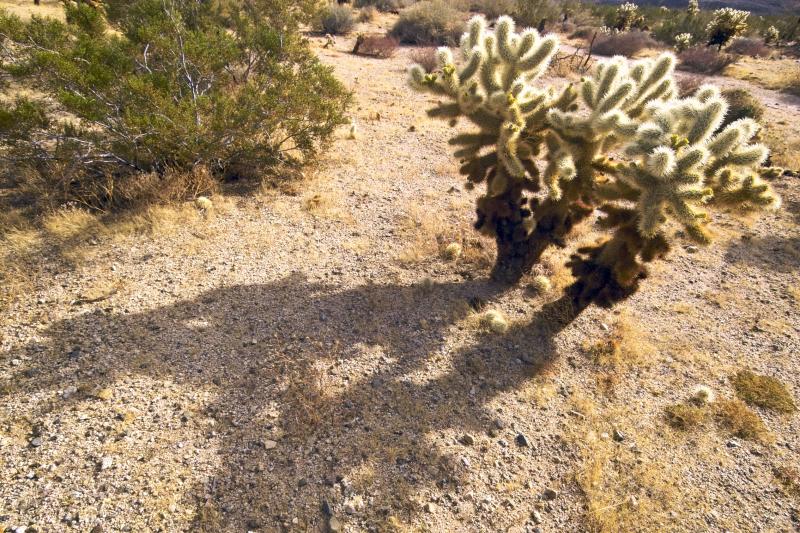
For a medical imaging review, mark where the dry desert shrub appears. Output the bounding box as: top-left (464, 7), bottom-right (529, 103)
top-left (353, 34), bottom-right (400, 57)
top-left (678, 46), bottom-right (736, 74)
top-left (409, 47), bottom-right (439, 72)
top-left (727, 37), bottom-right (770, 58)
top-left (390, 0), bottom-right (466, 45)
top-left (591, 30), bottom-right (658, 58)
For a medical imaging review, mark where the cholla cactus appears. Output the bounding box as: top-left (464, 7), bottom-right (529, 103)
top-left (613, 2), bottom-right (644, 32)
top-left (763, 25), bottom-right (779, 45)
top-left (687, 0), bottom-right (700, 17)
top-left (674, 33), bottom-right (692, 53)
top-left (706, 8), bottom-right (749, 50)
top-left (409, 15), bottom-right (781, 308)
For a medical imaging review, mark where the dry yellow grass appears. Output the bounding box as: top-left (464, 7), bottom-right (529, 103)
top-left (0, 0), bottom-right (64, 19)
top-left (732, 370), bottom-right (797, 413)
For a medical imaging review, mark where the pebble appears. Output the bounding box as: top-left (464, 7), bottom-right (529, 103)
top-left (100, 457), bottom-right (113, 470)
top-left (424, 502), bottom-right (437, 513)
top-left (686, 245), bottom-right (699, 253)
top-left (263, 440), bottom-right (278, 450)
top-left (542, 488), bottom-right (558, 501)
top-left (328, 517), bottom-right (342, 532)
top-left (531, 510), bottom-right (543, 524)
top-left (459, 434), bottom-right (475, 446)
top-left (30, 437), bottom-right (42, 448)
top-left (515, 433), bottom-right (530, 447)
top-left (612, 428), bottom-right (625, 442)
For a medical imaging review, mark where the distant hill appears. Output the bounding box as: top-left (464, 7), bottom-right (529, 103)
top-left (595, 0), bottom-right (800, 15)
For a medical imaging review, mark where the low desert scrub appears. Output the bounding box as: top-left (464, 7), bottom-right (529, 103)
top-left (677, 46), bottom-right (736, 74)
top-left (591, 30), bottom-right (657, 58)
top-left (354, 0), bottom-right (412, 12)
top-left (570, 26), bottom-right (597, 40)
top-left (732, 370), bottom-right (797, 413)
top-left (390, 0), bottom-right (466, 46)
top-left (352, 34), bottom-right (400, 57)
top-left (409, 47), bottom-right (439, 72)
top-left (358, 5), bottom-right (378, 22)
top-left (467, 0), bottom-right (517, 20)
top-left (318, 4), bottom-right (356, 35)
top-left (719, 88), bottom-right (764, 130)
top-left (727, 37), bottom-right (770, 58)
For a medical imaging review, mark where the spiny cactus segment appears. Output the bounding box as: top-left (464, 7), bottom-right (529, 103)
top-left (408, 14), bottom-right (781, 310)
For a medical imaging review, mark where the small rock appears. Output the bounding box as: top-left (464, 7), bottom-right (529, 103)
top-left (686, 245), bottom-right (699, 253)
top-left (100, 457), bottom-right (113, 470)
top-left (30, 437), bottom-right (42, 448)
top-left (531, 510), bottom-right (543, 524)
top-left (321, 500), bottom-right (333, 516)
top-left (459, 434), bottom-right (475, 446)
top-left (515, 433), bottom-right (530, 447)
top-left (328, 517), bottom-right (342, 532)
top-left (542, 488), bottom-right (558, 501)
top-left (424, 502), bottom-right (437, 513)
top-left (62, 386), bottom-right (77, 400)
top-left (263, 440), bottom-right (278, 450)
top-left (612, 428), bottom-right (625, 442)
top-left (727, 439), bottom-right (741, 448)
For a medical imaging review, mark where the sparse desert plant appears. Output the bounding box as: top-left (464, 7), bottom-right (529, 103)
top-left (409, 47), bottom-right (440, 72)
top-left (762, 25), bottom-right (779, 45)
top-left (390, 0), bottom-right (465, 45)
top-left (318, 4), bottom-right (356, 35)
top-left (611, 2), bottom-right (644, 32)
top-left (570, 26), bottom-right (596, 40)
top-left (706, 8), bottom-right (749, 50)
top-left (481, 309), bottom-right (509, 333)
top-left (352, 33), bottom-right (399, 57)
top-left (592, 30), bottom-right (657, 58)
top-left (678, 46), bottom-right (736, 74)
top-left (515, 0), bottom-right (561, 30)
top-left (358, 5), bottom-right (378, 22)
top-left (469, 0), bottom-right (517, 20)
top-left (0, 0), bottom-right (351, 211)
top-left (690, 384), bottom-right (715, 405)
top-left (443, 241), bottom-right (463, 259)
top-left (727, 37), bottom-right (769, 58)
top-left (719, 88), bottom-right (764, 130)
top-left (409, 15), bottom-right (781, 309)
top-left (674, 32), bottom-right (692, 53)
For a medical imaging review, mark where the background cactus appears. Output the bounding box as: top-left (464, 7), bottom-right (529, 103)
top-left (706, 8), bottom-right (750, 50)
top-left (409, 15), bottom-right (780, 309)
top-left (674, 32), bottom-right (692, 52)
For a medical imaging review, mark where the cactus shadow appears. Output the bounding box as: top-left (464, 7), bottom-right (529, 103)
top-left (5, 274), bottom-right (580, 530)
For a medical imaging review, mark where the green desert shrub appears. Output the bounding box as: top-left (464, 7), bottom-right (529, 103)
top-left (318, 4), bottom-right (356, 35)
top-left (0, 0), bottom-right (351, 210)
top-left (515, 0), bottom-right (561, 30)
top-left (390, 0), bottom-right (465, 45)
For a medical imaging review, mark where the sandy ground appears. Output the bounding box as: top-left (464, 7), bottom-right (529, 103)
top-left (1, 13), bottom-right (800, 533)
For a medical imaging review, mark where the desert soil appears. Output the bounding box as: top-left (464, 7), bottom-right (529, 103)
top-left (1, 14), bottom-right (800, 533)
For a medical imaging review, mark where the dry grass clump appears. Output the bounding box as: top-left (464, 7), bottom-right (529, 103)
top-left (358, 5), bottom-right (378, 22)
top-left (677, 74), bottom-right (704, 97)
top-left (583, 316), bottom-right (653, 369)
top-left (664, 403), bottom-right (709, 430)
top-left (714, 398), bottom-right (773, 443)
top-left (317, 4), bottom-right (356, 35)
top-left (732, 370), bottom-right (797, 413)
